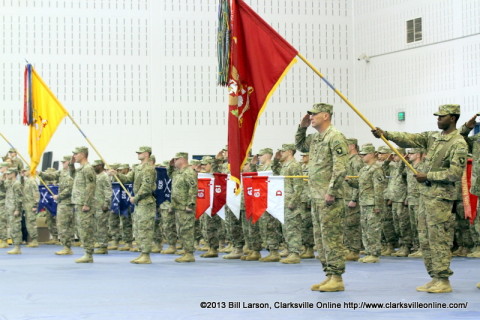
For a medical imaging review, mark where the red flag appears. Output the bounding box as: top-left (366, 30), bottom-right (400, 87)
top-left (241, 172), bottom-right (258, 220)
top-left (212, 173), bottom-right (228, 216)
top-left (463, 158), bottom-right (478, 224)
top-left (196, 178), bottom-right (212, 219)
top-left (227, 0), bottom-right (298, 190)
top-left (251, 176), bottom-right (268, 224)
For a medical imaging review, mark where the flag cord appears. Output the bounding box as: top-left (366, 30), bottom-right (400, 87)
top-left (0, 131), bottom-right (55, 196)
top-left (296, 53), bottom-right (417, 175)
top-left (65, 113), bottom-right (133, 198)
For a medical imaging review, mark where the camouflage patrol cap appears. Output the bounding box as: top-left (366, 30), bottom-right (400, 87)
top-left (258, 148), bottom-right (273, 156)
top-left (72, 146), bottom-right (88, 154)
top-left (136, 146), bottom-right (152, 153)
top-left (359, 144), bottom-right (376, 155)
top-left (190, 159), bottom-right (201, 166)
top-left (45, 167), bottom-right (57, 172)
top-left (433, 104), bottom-right (460, 116)
top-left (162, 160), bottom-right (170, 167)
top-left (307, 103), bottom-right (333, 115)
top-left (175, 152), bottom-right (188, 159)
top-left (110, 163), bottom-right (120, 170)
top-left (62, 155), bottom-right (72, 162)
top-left (117, 163), bottom-right (130, 170)
top-left (8, 148), bottom-right (16, 153)
top-left (392, 148), bottom-right (406, 155)
top-left (280, 144), bottom-right (296, 152)
top-left (92, 160), bottom-right (104, 166)
top-left (407, 148), bottom-right (424, 154)
top-left (346, 138), bottom-right (358, 145)
top-left (377, 146), bottom-right (391, 154)
top-left (200, 156), bottom-right (214, 165)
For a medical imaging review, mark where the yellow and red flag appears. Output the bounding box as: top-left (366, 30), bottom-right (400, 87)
top-left (223, 0), bottom-right (298, 189)
top-left (24, 64), bottom-right (68, 174)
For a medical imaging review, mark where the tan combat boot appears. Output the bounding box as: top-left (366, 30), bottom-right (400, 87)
top-left (361, 255), bottom-right (380, 263)
top-left (75, 253), bottom-right (93, 263)
top-left (427, 278), bottom-right (452, 293)
top-left (311, 276), bottom-right (332, 291)
top-left (7, 245), bottom-right (21, 254)
top-left (279, 248), bottom-right (289, 258)
top-left (94, 247), bottom-right (108, 254)
top-left (26, 239), bottom-right (39, 248)
top-left (107, 241), bottom-right (118, 250)
top-left (416, 278), bottom-right (438, 292)
top-left (392, 246), bottom-right (409, 257)
top-left (0, 240), bottom-right (9, 248)
top-left (94, 242), bottom-right (101, 248)
top-left (381, 244), bottom-right (394, 256)
top-left (300, 247), bottom-right (315, 259)
top-left (220, 243), bottom-right (233, 253)
top-left (317, 275), bottom-right (344, 292)
top-left (281, 253), bottom-right (301, 264)
top-left (345, 250), bottom-right (359, 261)
top-left (118, 243), bottom-right (131, 251)
top-left (408, 250), bottom-right (423, 258)
top-left (131, 253), bottom-right (152, 264)
top-left (467, 247), bottom-right (480, 258)
top-left (175, 253), bottom-right (195, 263)
top-left (129, 245), bottom-right (140, 252)
top-left (151, 243), bottom-right (161, 253)
top-left (245, 250), bottom-right (261, 261)
top-left (55, 246), bottom-right (73, 255)
top-left (223, 248), bottom-right (244, 260)
top-left (161, 245), bottom-right (177, 254)
top-left (201, 248), bottom-right (218, 258)
top-left (259, 250), bottom-right (280, 262)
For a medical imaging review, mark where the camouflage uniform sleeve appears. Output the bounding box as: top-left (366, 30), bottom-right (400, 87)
top-left (135, 166), bottom-right (155, 203)
top-left (101, 175), bottom-right (112, 208)
top-left (31, 180), bottom-right (40, 207)
top-left (272, 159), bottom-right (281, 175)
top-left (327, 136), bottom-right (348, 197)
top-left (350, 157), bottom-right (363, 200)
top-left (426, 139), bottom-right (468, 183)
top-left (83, 166), bottom-right (96, 207)
top-left (58, 177), bottom-right (73, 201)
top-left (13, 182), bottom-right (23, 211)
top-left (212, 159), bottom-right (223, 173)
top-left (373, 168), bottom-right (385, 211)
top-left (384, 131), bottom-right (429, 149)
top-left (346, 177), bottom-right (359, 188)
top-left (295, 126), bottom-right (313, 153)
top-left (187, 170), bottom-right (198, 209)
top-left (117, 170), bottom-right (135, 184)
top-left (289, 162), bottom-right (303, 207)
top-left (167, 164), bottom-right (175, 178)
top-left (459, 123), bottom-right (476, 152)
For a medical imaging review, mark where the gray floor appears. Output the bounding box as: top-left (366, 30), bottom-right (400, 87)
top-left (0, 246), bottom-right (479, 320)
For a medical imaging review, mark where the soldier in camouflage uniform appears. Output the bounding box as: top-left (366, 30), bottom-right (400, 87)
top-left (115, 146), bottom-right (157, 264)
top-left (389, 148), bottom-right (413, 257)
top-left (168, 152), bottom-right (197, 263)
top-left (3, 148), bottom-right (24, 172)
top-left (296, 103), bottom-right (348, 292)
top-left (107, 163), bottom-right (121, 250)
top-left (343, 138), bottom-right (364, 261)
top-left (348, 144), bottom-right (385, 263)
top-left (70, 146), bottom-right (97, 263)
top-left (215, 147), bottom-right (246, 259)
top-left (5, 168), bottom-right (23, 254)
top-left (460, 112), bottom-right (480, 288)
top-left (21, 168), bottom-right (39, 247)
top-left (405, 148), bottom-right (424, 257)
top-left (40, 156), bottom-right (75, 255)
top-left (272, 144), bottom-right (304, 264)
top-left (116, 164), bottom-right (134, 251)
top-left (92, 160), bottom-right (112, 254)
top-left (198, 156), bottom-right (222, 258)
top-left (373, 104), bottom-right (468, 293)
top-left (251, 148), bottom-right (282, 262)
top-left (377, 146), bottom-right (397, 255)
top-left (299, 152), bottom-right (315, 259)
top-left (0, 163), bottom-right (9, 248)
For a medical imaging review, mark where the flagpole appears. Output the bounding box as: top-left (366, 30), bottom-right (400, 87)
top-left (0, 131), bottom-right (55, 196)
top-left (296, 53), bottom-right (417, 175)
top-left (64, 113), bottom-right (133, 198)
